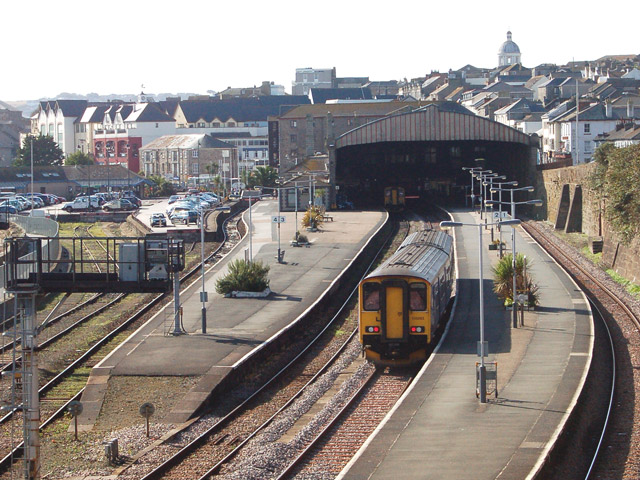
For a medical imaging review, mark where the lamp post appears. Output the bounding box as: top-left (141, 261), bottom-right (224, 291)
top-left (486, 191), bottom-right (542, 328)
top-left (488, 180), bottom-right (518, 257)
top-left (482, 175), bottom-right (506, 240)
top-left (461, 166), bottom-right (482, 209)
top-left (199, 196), bottom-right (207, 333)
top-left (440, 218), bottom-right (521, 403)
top-left (474, 171), bottom-right (496, 221)
top-left (30, 136), bottom-right (34, 217)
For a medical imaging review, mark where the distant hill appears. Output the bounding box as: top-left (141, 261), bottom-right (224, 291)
top-left (2, 92), bottom-right (201, 118)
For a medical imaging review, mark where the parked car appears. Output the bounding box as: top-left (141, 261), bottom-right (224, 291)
top-left (170, 210), bottom-right (198, 225)
top-left (103, 199), bottom-right (137, 212)
top-left (122, 195), bottom-right (142, 207)
top-left (0, 203), bottom-right (18, 214)
top-left (0, 199), bottom-right (25, 212)
top-left (150, 212), bottom-right (167, 227)
top-left (23, 194), bottom-right (44, 208)
top-left (62, 196), bottom-right (101, 212)
top-left (168, 195), bottom-right (182, 204)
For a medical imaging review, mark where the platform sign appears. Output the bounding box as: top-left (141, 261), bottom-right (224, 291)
top-left (492, 211), bottom-right (510, 220)
top-left (272, 216), bottom-right (286, 223)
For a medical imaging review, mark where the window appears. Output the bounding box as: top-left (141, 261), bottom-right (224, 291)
top-left (212, 122), bottom-right (220, 127)
top-left (583, 123), bottom-right (590, 134)
top-left (290, 134), bottom-right (297, 144)
top-left (191, 163), bottom-right (199, 174)
top-left (362, 283), bottom-right (381, 311)
top-left (198, 122), bottom-right (205, 128)
top-left (409, 283), bottom-right (427, 311)
top-left (227, 122), bottom-right (236, 127)
top-left (290, 120), bottom-right (297, 128)
top-left (192, 149), bottom-right (198, 158)
top-left (584, 140), bottom-right (593, 154)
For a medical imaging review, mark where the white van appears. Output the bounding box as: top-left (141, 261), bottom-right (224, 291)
top-left (62, 196), bottom-right (101, 212)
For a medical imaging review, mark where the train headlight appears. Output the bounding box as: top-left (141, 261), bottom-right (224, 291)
top-left (410, 326), bottom-right (424, 333)
top-left (366, 326), bottom-right (380, 333)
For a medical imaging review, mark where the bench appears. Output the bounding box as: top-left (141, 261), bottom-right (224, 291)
top-left (322, 215), bottom-right (333, 222)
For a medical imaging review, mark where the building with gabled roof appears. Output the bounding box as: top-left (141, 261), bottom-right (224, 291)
top-left (139, 134), bottom-right (238, 188)
top-left (595, 122), bottom-right (640, 148)
top-left (309, 88), bottom-right (373, 104)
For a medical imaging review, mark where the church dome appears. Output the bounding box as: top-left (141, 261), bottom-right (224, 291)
top-left (498, 31), bottom-right (520, 55)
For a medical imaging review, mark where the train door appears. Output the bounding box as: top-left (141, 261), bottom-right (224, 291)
top-left (381, 280), bottom-right (408, 341)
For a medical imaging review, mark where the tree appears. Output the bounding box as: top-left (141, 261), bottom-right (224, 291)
top-left (145, 175), bottom-right (175, 197)
top-left (14, 134), bottom-right (64, 167)
top-left (65, 151), bottom-right (95, 166)
top-left (251, 166), bottom-right (278, 189)
top-left (589, 143), bottom-right (640, 243)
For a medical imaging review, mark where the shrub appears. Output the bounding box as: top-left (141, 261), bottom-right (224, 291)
top-left (215, 259), bottom-right (270, 295)
top-left (492, 253), bottom-right (539, 306)
top-left (302, 205), bottom-right (325, 230)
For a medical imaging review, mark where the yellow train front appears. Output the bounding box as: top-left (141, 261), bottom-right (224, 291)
top-left (359, 230), bottom-right (454, 366)
top-left (384, 186), bottom-right (405, 212)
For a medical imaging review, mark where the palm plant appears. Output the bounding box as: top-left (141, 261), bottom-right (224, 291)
top-left (302, 205), bottom-right (325, 230)
top-left (215, 259), bottom-right (270, 295)
top-left (492, 253), bottom-right (539, 306)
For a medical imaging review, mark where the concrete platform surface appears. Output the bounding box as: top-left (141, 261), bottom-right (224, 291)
top-left (77, 200), bottom-right (386, 427)
top-left (339, 210), bottom-right (593, 480)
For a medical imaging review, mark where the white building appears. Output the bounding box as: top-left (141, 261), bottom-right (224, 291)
top-left (498, 31), bottom-right (521, 67)
top-left (546, 100), bottom-right (640, 164)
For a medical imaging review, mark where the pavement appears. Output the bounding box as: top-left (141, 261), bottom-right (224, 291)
top-left (338, 209), bottom-right (593, 480)
top-left (76, 200), bottom-right (387, 428)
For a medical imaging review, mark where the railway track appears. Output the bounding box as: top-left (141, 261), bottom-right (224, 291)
top-left (521, 221), bottom-right (636, 479)
top-left (118, 212), bottom-right (447, 480)
top-left (276, 368), bottom-right (414, 480)
top-left (0, 215), bottom-right (239, 477)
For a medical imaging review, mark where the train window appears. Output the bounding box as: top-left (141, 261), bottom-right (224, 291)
top-left (410, 283), bottom-right (427, 311)
top-left (362, 283), bottom-right (381, 311)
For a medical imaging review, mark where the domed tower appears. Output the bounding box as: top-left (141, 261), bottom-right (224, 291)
top-left (498, 31), bottom-right (521, 66)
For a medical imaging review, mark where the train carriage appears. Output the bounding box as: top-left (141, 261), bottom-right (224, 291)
top-left (384, 186), bottom-right (405, 212)
top-left (359, 229), bottom-right (454, 365)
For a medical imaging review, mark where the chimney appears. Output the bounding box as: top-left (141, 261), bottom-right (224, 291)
top-left (605, 99), bottom-right (612, 118)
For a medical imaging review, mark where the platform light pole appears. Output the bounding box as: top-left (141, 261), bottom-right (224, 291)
top-left (471, 169), bottom-right (492, 215)
top-left (474, 171), bottom-right (496, 221)
top-left (488, 180), bottom-right (518, 257)
top-left (487, 190), bottom-right (542, 328)
top-left (482, 175), bottom-right (506, 240)
top-left (199, 196), bottom-right (207, 333)
top-left (30, 137), bottom-right (34, 217)
top-left (462, 166), bottom-right (482, 209)
top-left (440, 218), bottom-right (521, 403)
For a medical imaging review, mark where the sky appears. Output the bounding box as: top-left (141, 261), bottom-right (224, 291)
top-left (2, 0), bottom-right (639, 102)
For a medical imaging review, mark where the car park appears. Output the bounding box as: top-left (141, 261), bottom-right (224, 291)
top-left (102, 199), bottom-right (137, 212)
top-left (150, 213), bottom-right (167, 227)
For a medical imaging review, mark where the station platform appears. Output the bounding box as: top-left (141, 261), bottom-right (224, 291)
top-left (339, 209), bottom-right (593, 480)
top-left (77, 201), bottom-right (387, 428)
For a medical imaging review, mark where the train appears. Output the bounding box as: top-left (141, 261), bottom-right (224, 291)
top-left (383, 186), bottom-right (405, 211)
top-left (359, 229), bottom-right (454, 365)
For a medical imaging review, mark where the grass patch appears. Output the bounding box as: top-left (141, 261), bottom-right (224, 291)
top-left (605, 268), bottom-right (640, 297)
top-left (580, 246), bottom-right (603, 265)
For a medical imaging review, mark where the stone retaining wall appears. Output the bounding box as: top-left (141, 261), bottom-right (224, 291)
top-left (537, 163), bottom-right (640, 283)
